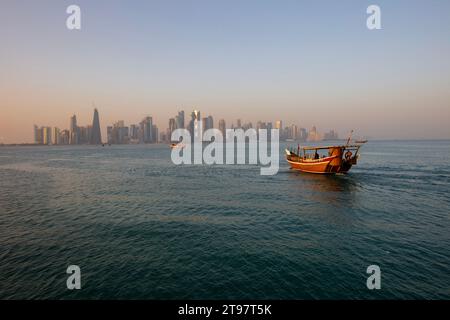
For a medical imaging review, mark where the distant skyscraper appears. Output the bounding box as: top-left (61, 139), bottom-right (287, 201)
top-left (152, 125), bottom-right (159, 143)
top-left (90, 108), bottom-right (102, 144)
top-left (129, 124), bottom-right (139, 140)
top-left (219, 119), bottom-right (226, 137)
top-left (308, 125), bottom-right (322, 142)
top-left (291, 124), bottom-right (299, 140)
top-left (275, 120), bottom-right (282, 130)
top-left (34, 125), bottom-right (43, 144)
top-left (70, 115), bottom-right (78, 144)
top-left (299, 128), bottom-right (307, 141)
top-left (207, 115), bottom-right (213, 130)
top-left (78, 126), bottom-right (89, 144)
top-left (42, 127), bottom-right (52, 145)
top-left (140, 116), bottom-right (153, 143)
top-left (176, 110), bottom-right (185, 129)
top-left (108, 120), bottom-right (130, 144)
top-left (60, 130), bottom-right (70, 144)
top-left (169, 118), bottom-right (176, 135)
top-left (52, 127), bottom-right (60, 145)
top-left (202, 116), bottom-right (214, 131)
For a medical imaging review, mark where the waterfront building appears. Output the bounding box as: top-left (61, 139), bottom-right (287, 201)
top-left (218, 119), bottom-right (226, 137)
top-left (130, 124), bottom-right (139, 140)
top-left (108, 120), bottom-right (129, 144)
top-left (152, 125), bottom-right (159, 143)
top-left (307, 126), bottom-right (322, 142)
top-left (176, 110), bottom-right (185, 129)
top-left (60, 130), bottom-right (70, 144)
top-left (169, 118), bottom-right (176, 135)
top-left (90, 108), bottom-right (102, 144)
top-left (34, 125), bottom-right (43, 144)
top-left (52, 127), bottom-right (60, 145)
top-left (140, 116), bottom-right (153, 143)
top-left (69, 115), bottom-right (78, 145)
top-left (42, 127), bottom-right (52, 145)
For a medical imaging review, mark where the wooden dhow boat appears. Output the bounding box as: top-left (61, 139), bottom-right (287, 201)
top-left (285, 143), bottom-right (362, 174)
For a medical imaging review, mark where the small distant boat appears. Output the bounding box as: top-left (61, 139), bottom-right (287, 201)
top-left (170, 142), bottom-right (185, 149)
top-left (355, 139), bottom-right (368, 144)
top-left (285, 144), bottom-right (362, 174)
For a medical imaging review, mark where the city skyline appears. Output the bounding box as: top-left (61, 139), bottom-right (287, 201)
top-left (1, 1), bottom-right (450, 143)
top-left (29, 108), bottom-right (340, 146)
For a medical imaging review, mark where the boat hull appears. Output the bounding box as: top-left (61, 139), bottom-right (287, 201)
top-left (287, 159), bottom-right (353, 174)
top-left (287, 157), bottom-right (353, 174)
top-left (286, 153), bottom-right (355, 174)
top-left (287, 157), bottom-right (333, 174)
top-left (286, 142), bottom-right (361, 174)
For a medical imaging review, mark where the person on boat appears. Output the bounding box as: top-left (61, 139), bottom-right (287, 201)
top-left (314, 151), bottom-right (319, 159)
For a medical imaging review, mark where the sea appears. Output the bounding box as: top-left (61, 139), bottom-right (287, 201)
top-left (0, 140), bottom-right (449, 299)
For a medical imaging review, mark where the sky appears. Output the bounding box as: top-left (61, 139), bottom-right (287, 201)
top-left (1, 0), bottom-right (450, 143)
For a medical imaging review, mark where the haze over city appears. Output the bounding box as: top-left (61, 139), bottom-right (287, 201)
top-left (1, 0), bottom-right (450, 143)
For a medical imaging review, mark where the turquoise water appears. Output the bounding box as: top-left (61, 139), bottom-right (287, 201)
top-left (0, 140), bottom-right (449, 299)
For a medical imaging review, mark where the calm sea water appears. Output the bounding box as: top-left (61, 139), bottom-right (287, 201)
top-left (0, 140), bottom-right (449, 299)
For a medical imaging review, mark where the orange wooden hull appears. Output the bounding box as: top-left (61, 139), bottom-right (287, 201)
top-left (286, 155), bottom-right (353, 174)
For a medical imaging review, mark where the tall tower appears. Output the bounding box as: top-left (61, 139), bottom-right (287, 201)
top-left (70, 115), bottom-right (78, 145)
top-left (139, 116), bottom-right (153, 143)
top-left (176, 110), bottom-right (185, 129)
top-left (218, 119), bottom-right (226, 137)
top-left (90, 108), bottom-right (102, 144)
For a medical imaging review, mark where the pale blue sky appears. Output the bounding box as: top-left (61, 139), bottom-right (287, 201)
top-left (1, 0), bottom-right (450, 142)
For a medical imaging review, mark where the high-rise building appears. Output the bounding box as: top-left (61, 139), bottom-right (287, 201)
top-left (52, 127), bottom-right (60, 145)
top-left (291, 124), bottom-right (299, 140)
top-left (207, 115), bottom-right (213, 130)
top-left (236, 119), bottom-right (242, 129)
top-left (299, 128), bottom-right (307, 141)
top-left (90, 108), bottom-right (102, 144)
top-left (42, 127), bottom-right (52, 145)
top-left (139, 116), bottom-right (153, 143)
top-left (176, 110), bottom-right (185, 129)
top-left (108, 120), bottom-right (130, 144)
top-left (169, 118), bottom-right (176, 134)
top-left (202, 116), bottom-right (214, 131)
top-left (218, 119), bottom-right (226, 137)
top-left (160, 131), bottom-right (168, 143)
top-left (152, 125), bottom-right (159, 143)
top-left (34, 125), bottom-right (43, 144)
top-left (275, 120), bottom-right (282, 130)
top-left (129, 124), bottom-right (139, 141)
top-left (78, 126), bottom-right (89, 144)
top-left (70, 115), bottom-right (78, 144)
top-left (60, 130), bottom-right (70, 144)
top-left (307, 126), bottom-right (322, 142)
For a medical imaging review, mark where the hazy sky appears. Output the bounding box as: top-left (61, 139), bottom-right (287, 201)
top-left (1, 0), bottom-right (450, 143)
